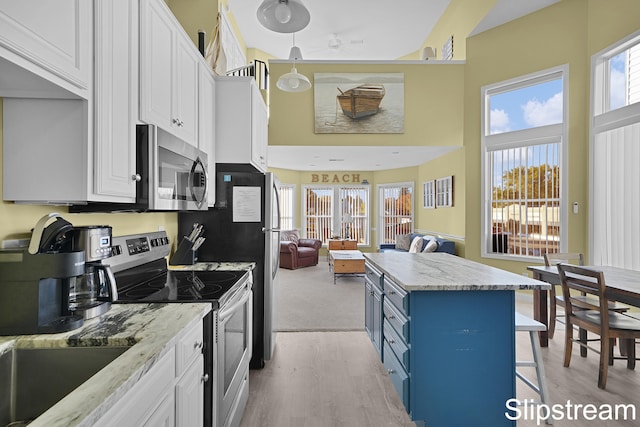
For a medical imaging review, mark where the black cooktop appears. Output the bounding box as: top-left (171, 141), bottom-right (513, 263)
top-left (114, 259), bottom-right (249, 308)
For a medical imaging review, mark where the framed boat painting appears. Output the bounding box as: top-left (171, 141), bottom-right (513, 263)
top-left (314, 73), bottom-right (404, 134)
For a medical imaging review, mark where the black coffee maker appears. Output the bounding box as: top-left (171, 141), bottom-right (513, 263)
top-left (0, 214), bottom-right (85, 335)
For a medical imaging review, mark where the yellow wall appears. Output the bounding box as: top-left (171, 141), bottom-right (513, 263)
top-left (462, 0), bottom-right (640, 273)
top-left (416, 148), bottom-right (465, 254)
top-left (270, 163), bottom-right (467, 254)
top-left (0, 100), bottom-right (179, 250)
top-left (586, 0), bottom-right (640, 55)
top-left (2, 0), bottom-right (639, 273)
top-left (268, 62), bottom-right (465, 148)
top-left (412, 0), bottom-right (497, 61)
top-left (166, 0), bottom-right (219, 51)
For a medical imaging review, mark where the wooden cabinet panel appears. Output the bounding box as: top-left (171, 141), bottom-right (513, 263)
top-left (328, 240), bottom-right (357, 250)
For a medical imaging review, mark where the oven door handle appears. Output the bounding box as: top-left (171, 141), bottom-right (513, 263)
top-left (219, 286), bottom-right (252, 323)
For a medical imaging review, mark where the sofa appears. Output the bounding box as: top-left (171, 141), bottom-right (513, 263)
top-left (279, 230), bottom-right (323, 270)
top-left (379, 232), bottom-right (455, 255)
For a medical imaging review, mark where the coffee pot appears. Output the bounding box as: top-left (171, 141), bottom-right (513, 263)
top-left (68, 263), bottom-right (117, 319)
top-left (28, 215), bottom-right (117, 319)
top-left (69, 225), bottom-right (118, 319)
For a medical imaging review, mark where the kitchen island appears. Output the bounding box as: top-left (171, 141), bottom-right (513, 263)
top-left (363, 252), bottom-right (550, 427)
top-left (0, 302), bottom-right (210, 427)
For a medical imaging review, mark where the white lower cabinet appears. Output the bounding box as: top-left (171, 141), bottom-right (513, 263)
top-left (176, 356), bottom-right (204, 426)
top-left (142, 390), bottom-right (176, 427)
top-left (94, 319), bottom-right (205, 427)
top-left (93, 347), bottom-right (176, 427)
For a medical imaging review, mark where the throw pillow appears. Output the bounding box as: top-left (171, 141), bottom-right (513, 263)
top-left (422, 239), bottom-right (439, 253)
top-left (395, 233), bottom-right (411, 251)
top-left (409, 236), bottom-right (423, 253)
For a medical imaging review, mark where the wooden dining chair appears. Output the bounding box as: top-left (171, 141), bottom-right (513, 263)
top-left (543, 253), bottom-right (628, 339)
top-left (557, 263), bottom-right (640, 389)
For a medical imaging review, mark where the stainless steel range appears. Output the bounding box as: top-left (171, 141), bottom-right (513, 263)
top-left (108, 231), bottom-right (253, 427)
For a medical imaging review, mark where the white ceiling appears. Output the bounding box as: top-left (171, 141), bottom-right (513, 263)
top-left (268, 146), bottom-right (462, 172)
top-left (229, 0), bottom-right (452, 61)
top-left (228, 0), bottom-right (559, 171)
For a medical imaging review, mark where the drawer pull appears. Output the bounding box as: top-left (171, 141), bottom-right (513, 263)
top-left (387, 369), bottom-right (395, 375)
top-left (388, 290), bottom-right (396, 295)
top-left (389, 339), bottom-right (395, 344)
top-left (194, 341), bottom-right (203, 350)
top-left (369, 291), bottom-right (374, 296)
top-left (388, 315), bottom-right (396, 320)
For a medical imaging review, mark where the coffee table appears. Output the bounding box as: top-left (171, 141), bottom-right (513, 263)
top-left (328, 250), bottom-right (365, 284)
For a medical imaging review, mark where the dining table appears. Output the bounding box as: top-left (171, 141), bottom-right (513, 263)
top-left (527, 264), bottom-right (640, 347)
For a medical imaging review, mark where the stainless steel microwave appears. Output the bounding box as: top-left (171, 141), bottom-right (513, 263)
top-left (71, 124), bottom-right (208, 212)
top-left (139, 124), bottom-right (208, 211)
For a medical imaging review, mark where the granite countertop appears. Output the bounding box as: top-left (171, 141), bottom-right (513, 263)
top-left (0, 302), bottom-right (211, 427)
top-left (168, 261), bottom-right (256, 271)
top-left (364, 252), bottom-right (551, 291)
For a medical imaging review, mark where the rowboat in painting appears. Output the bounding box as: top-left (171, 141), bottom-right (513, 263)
top-left (337, 84), bottom-right (385, 119)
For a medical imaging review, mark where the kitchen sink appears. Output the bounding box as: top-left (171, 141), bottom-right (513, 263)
top-left (0, 345), bottom-right (131, 427)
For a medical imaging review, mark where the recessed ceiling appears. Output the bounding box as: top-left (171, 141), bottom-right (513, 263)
top-left (230, 0), bottom-right (452, 61)
top-left (268, 146), bottom-right (461, 171)
top-left (230, 0), bottom-right (559, 61)
top-left (229, 0), bottom-right (560, 171)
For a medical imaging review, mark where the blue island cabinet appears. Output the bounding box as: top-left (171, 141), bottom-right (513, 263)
top-left (364, 254), bottom-right (523, 427)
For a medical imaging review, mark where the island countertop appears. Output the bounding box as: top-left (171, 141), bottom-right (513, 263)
top-left (364, 252), bottom-right (550, 291)
top-left (0, 302), bottom-right (211, 427)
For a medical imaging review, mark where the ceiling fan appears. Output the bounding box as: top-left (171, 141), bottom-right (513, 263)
top-left (327, 33), bottom-right (364, 52)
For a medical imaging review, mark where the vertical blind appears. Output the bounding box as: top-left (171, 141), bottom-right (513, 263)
top-left (304, 187), bottom-right (333, 241)
top-left (379, 185), bottom-right (413, 245)
top-left (339, 186), bottom-right (369, 242)
top-left (278, 185), bottom-right (295, 231)
top-left (592, 122), bottom-right (640, 269)
top-left (303, 186), bottom-right (370, 244)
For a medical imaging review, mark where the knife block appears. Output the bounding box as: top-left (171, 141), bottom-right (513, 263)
top-left (169, 237), bottom-right (196, 265)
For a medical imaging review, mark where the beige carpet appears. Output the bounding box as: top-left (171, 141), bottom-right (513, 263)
top-left (274, 261), bottom-right (365, 331)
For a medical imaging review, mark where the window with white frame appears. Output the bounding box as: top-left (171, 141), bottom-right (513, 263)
top-left (278, 184), bottom-right (295, 231)
top-left (481, 66), bottom-right (567, 259)
top-left (591, 31), bottom-right (640, 269)
top-left (435, 176), bottom-right (453, 207)
top-left (378, 183), bottom-right (414, 245)
top-left (423, 181), bottom-right (435, 209)
top-left (302, 185), bottom-right (370, 245)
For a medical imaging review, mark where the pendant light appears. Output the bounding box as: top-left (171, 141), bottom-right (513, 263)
top-left (257, 0), bottom-right (310, 33)
top-left (276, 33), bottom-right (311, 92)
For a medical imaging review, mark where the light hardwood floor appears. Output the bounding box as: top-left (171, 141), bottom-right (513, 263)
top-left (241, 298), bottom-right (640, 427)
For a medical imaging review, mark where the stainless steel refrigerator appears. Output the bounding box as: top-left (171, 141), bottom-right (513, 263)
top-left (178, 164), bottom-right (280, 369)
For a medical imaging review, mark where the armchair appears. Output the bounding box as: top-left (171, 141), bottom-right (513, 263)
top-left (279, 230), bottom-right (322, 270)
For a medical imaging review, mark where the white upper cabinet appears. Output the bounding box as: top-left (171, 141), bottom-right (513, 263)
top-left (93, 0), bottom-right (139, 202)
top-left (139, 0), bottom-right (199, 147)
top-left (198, 62), bottom-right (216, 206)
top-left (215, 77), bottom-right (269, 172)
top-left (2, 0), bottom-right (138, 204)
top-left (0, 0), bottom-right (92, 99)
